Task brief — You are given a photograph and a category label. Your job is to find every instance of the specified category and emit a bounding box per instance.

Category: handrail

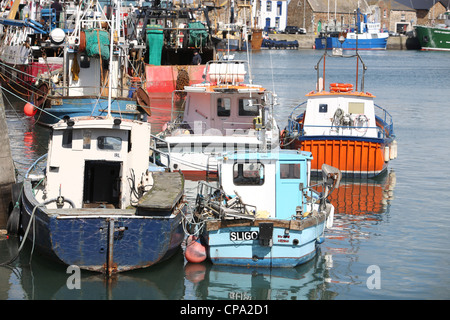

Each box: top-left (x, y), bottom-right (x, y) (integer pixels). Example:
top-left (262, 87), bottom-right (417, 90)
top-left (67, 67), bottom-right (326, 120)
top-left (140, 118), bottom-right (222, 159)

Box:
top-left (150, 133), bottom-right (171, 169)
top-left (25, 154), bottom-right (48, 179)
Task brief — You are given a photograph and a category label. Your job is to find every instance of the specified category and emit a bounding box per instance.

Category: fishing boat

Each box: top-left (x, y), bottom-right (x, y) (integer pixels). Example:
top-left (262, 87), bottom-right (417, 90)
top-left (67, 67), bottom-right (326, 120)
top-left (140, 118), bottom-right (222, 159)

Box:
top-left (315, 9), bottom-right (388, 51)
top-left (281, 51), bottom-right (397, 178)
top-left (6, 2), bottom-right (186, 276)
top-left (414, 11), bottom-right (450, 51)
top-left (183, 150), bottom-right (340, 268)
top-left (8, 115), bottom-right (186, 275)
top-left (0, 0), bottom-right (71, 93)
top-left (129, 2), bottom-right (217, 95)
top-left (28, 0), bottom-right (152, 126)
top-left (151, 59), bottom-right (280, 180)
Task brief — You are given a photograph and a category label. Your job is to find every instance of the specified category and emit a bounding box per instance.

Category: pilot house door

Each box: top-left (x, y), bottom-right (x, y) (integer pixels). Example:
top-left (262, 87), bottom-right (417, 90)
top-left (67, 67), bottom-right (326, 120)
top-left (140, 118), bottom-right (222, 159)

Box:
top-left (276, 160), bottom-right (305, 219)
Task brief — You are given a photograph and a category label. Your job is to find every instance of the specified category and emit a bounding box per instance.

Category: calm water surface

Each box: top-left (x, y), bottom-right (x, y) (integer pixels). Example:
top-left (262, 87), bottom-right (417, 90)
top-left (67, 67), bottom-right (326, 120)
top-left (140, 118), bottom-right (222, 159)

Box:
top-left (1, 49), bottom-right (449, 300)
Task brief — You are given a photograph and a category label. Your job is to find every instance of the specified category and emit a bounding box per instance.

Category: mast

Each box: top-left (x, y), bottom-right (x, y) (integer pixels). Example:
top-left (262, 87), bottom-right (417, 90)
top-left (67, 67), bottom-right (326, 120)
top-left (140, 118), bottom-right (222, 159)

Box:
top-left (107, 0), bottom-right (116, 118)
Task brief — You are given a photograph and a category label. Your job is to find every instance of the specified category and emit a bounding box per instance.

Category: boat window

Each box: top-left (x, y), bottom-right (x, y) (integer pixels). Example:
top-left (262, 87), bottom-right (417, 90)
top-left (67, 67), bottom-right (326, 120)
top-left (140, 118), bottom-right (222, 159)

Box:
top-left (62, 129), bottom-right (73, 148)
top-left (280, 163), bottom-right (301, 179)
top-left (233, 162), bottom-right (264, 186)
top-left (319, 104), bottom-right (328, 113)
top-left (348, 102), bottom-right (365, 114)
top-left (239, 98), bottom-right (259, 116)
top-left (97, 136), bottom-right (122, 151)
top-left (217, 98), bottom-right (231, 117)
top-left (83, 130), bottom-right (91, 149)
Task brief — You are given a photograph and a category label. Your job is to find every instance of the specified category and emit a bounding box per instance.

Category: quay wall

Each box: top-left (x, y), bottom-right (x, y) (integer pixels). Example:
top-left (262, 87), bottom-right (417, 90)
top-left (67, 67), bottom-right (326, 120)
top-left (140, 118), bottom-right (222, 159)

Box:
top-left (263, 34), bottom-right (419, 50)
top-left (0, 88), bottom-right (16, 231)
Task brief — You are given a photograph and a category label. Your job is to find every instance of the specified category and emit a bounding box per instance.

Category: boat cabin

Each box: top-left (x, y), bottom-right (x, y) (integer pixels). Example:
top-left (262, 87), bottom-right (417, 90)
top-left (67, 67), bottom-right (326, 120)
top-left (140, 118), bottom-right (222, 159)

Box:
top-left (179, 61), bottom-right (268, 136)
top-left (218, 151), bottom-right (313, 220)
top-left (42, 118), bottom-right (151, 209)
top-left (303, 89), bottom-right (379, 138)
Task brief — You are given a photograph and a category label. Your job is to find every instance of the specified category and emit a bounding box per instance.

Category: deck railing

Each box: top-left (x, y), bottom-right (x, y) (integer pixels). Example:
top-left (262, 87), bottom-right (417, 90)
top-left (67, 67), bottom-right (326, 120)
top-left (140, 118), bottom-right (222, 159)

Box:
top-left (286, 101), bottom-right (394, 139)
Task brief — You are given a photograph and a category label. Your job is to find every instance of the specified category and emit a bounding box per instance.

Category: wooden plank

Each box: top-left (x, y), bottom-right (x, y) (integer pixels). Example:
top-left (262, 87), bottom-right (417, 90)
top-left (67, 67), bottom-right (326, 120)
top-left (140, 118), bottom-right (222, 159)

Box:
top-left (137, 171), bottom-right (184, 211)
top-left (7, 0), bottom-right (21, 20)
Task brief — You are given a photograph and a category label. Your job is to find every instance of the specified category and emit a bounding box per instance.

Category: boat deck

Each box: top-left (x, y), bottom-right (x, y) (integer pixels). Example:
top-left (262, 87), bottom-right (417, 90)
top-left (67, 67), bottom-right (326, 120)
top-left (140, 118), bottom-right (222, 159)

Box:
top-left (136, 172), bottom-right (184, 216)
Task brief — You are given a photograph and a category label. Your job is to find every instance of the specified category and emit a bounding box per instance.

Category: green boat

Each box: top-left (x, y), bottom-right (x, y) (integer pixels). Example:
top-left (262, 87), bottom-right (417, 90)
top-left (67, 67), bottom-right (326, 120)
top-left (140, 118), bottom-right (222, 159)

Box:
top-left (415, 11), bottom-right (450, 51)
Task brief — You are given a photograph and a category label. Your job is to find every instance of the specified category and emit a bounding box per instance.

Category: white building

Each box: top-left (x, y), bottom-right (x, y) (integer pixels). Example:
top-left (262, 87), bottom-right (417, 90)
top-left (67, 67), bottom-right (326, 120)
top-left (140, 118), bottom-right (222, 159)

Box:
top-left (258, 0), bottom-right (289, 32)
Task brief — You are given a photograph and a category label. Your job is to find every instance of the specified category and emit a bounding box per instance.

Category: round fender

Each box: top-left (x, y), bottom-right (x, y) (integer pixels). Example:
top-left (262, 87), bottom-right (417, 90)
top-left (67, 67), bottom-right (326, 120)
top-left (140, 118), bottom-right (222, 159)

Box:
top-left (185, 235), bottom-right (207, 263)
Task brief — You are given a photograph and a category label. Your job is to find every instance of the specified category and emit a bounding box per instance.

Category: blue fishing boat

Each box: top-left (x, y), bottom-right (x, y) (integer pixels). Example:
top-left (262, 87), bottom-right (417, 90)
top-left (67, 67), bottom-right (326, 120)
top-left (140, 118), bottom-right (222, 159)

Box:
top-left (7, 4), bottom-right (185, 275)
top-left (10, 116), bottom-right (185, 275)
top-left (315, 9), bottom-right (388, 51)
top-left (184, 150), bottom-right (341, 268)
top-left (29, 1), bottom-right (151, 126)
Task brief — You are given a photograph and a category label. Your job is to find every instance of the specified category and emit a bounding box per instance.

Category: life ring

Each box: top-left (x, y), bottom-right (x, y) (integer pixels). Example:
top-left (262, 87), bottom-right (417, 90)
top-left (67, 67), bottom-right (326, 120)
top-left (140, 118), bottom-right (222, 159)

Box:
top-left (136, 87), bottom-right (151, 116)
top-left (330, 83), bottom-right (353, 93)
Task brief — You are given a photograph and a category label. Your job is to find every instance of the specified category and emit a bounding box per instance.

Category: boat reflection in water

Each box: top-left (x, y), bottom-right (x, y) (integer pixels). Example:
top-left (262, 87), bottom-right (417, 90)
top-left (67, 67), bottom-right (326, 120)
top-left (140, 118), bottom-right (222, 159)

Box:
top-left (184, 251), bottom-right (336, 300)
top-left (5, 243), bottom-right (186, 300)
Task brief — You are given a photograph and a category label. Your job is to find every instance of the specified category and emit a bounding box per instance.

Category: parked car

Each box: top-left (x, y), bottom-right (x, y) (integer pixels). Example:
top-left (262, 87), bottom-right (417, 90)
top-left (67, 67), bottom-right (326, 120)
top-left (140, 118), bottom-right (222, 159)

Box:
top-left (284, 26), bottom-right (306, 34)
top-left (264, 26), bottom-right (279, 34)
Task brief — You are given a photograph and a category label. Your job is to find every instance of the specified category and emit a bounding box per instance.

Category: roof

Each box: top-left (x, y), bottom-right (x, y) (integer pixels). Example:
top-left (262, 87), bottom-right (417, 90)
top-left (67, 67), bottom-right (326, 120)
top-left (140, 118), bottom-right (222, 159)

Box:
top-left (223, 150), bottom-right (313, 161)
top-left (308, 0), bottom-right (372, 14)
top-left (394, 0), bottom-right (450, 10)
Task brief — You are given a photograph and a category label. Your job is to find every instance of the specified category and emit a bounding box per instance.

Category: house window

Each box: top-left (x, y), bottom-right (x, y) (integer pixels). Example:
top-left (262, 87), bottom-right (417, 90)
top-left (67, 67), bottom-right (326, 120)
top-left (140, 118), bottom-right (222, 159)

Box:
top-left (277, 1), bottom-right (282, 16)
top-left (266, 1), bottom-right (272, 12)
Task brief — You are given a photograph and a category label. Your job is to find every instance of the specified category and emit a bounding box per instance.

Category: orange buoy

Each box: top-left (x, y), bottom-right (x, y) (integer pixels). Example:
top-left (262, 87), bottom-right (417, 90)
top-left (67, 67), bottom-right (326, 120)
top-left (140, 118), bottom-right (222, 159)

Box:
top-left (185, 235), bottom-right (207, 263)
top-left (23, 102), bottom-right (37, 116)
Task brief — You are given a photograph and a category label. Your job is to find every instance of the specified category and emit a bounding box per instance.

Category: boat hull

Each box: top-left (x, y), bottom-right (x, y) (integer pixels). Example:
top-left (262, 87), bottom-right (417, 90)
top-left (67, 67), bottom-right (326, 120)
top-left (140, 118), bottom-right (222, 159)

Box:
top-left (315, 36), bottom-right (388, 50)
top-left (145, 65), bottom-right (206, 94)
top-left (19, 180), bottom-right (185, 273)
top-left (415, 25), bottom-right (450, 51)
top-left (200, 217), bottom-right (327, 268)
top-left (34, 96), bottom-right (149, 126)
top-left (288, 136), bottom-right (390, 178)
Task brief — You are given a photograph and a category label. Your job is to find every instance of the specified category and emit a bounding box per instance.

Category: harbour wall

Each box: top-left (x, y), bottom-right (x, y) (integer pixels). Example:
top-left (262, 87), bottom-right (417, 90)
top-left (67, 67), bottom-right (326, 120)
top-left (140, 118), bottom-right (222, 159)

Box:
top-left (0, 87), bottom-right (16, 231)
top-left (264, 34), bottom-right (420, 50)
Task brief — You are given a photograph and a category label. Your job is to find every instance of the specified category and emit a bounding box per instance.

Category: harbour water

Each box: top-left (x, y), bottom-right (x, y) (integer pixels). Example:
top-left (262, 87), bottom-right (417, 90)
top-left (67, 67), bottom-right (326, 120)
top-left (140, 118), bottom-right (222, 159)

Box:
top-left (1, 49), bottom-right (450, 300)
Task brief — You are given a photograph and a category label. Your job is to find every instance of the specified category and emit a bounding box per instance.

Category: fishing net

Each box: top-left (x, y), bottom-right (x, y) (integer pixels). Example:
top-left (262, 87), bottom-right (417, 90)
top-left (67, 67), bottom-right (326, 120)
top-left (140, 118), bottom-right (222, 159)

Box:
top-left (188, 22), bottom-right (207, 48)
top-left (84, 29), bottom-right (110, 60)
top-left (146, 25), bottom-right (163, 66)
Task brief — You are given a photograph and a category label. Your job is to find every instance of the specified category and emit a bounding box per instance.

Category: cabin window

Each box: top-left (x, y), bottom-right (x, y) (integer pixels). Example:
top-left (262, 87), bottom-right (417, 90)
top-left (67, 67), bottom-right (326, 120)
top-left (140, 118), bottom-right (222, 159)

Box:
top-left (97, 136), bottom-right (122, 151)
top-left (62, 130), bottom-right (73, 148)
top-left (348, 102), bottom-right (365, 114)
top-left (217, 98), bottom-right (231, 117)
top-left (319, 104), bottom-right (328, 113)
top-left (239, 98), bottom-right (259, 116)
top-left (280, 163), bottom-right (301, 179)
top-left (83, 130), bottom-right (91, 149)
top-left (233, 162), bottom-right (264, 186)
